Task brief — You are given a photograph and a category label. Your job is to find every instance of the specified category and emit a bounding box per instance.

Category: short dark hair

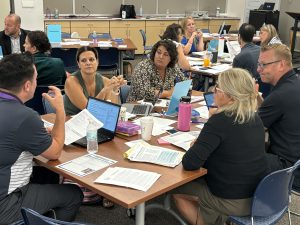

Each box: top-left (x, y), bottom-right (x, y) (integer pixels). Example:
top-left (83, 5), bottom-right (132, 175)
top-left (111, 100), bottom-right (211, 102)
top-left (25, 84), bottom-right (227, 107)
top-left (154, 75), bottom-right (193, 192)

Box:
top-left (239, 23), bottom-right (255, 43)
top-left (150, 40), bottom-right (178, 68)
top-left (161, 23), bottom-right (183, 42)
top-left (27, 31), bottom-right (51, 53)
top-left (0, 53), bottom-right (34, 92)
top-left (76, 46), bottom-right (98, 63)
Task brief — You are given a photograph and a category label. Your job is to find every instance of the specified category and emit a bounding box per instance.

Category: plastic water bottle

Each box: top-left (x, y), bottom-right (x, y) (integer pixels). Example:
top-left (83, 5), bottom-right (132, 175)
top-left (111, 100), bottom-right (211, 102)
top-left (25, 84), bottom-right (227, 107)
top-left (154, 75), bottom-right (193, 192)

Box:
top-left (92, 31), bottom-right (97, 45)
top-left (86, 120), bottom-right (98, 154)
top-left (177, 96), bottom-right (192, 131)
top-left (45, 8), bottom-right (51, 19)
top-left (54, 8), bottom-right (59, 19)
top-left (216, 7), bottom-right (220, 17)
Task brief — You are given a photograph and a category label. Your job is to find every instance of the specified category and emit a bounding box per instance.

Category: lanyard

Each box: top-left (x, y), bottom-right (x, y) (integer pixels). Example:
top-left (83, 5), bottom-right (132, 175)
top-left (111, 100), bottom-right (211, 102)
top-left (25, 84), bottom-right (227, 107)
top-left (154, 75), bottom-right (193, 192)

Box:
top-left (0, 91), bottom-right (19, 101)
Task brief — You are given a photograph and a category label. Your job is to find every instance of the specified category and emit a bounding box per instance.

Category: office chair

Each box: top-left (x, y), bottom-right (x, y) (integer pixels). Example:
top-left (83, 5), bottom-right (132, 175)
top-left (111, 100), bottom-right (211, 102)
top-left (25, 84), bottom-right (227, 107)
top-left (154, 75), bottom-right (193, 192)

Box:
top-left (21, 207), bottom-right (88, 225)
top-left (51, 48), bottom-right (78, 73)
top-left (228, 159), bottom-right (300, 225)
top-left (88, 32), bottom-right (111, 39)
top-left (120, 84), bottom-right (130, 104)
top-left (96, 47), bottom-right (119, 76)
top-left (139, 29), bottom-right (152, 57)
top-left (61, 32), bottom-right (71, 39)
top-left (9, 220), bottom-right (24, 225)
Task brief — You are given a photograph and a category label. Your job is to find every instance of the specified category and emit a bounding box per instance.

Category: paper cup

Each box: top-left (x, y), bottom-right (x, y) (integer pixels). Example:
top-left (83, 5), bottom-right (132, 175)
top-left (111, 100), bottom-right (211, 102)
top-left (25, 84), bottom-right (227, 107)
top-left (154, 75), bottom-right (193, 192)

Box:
top-left (140, 116), bottom-right (154, 141)
top-left (256, 30), bottom-right (260, 36)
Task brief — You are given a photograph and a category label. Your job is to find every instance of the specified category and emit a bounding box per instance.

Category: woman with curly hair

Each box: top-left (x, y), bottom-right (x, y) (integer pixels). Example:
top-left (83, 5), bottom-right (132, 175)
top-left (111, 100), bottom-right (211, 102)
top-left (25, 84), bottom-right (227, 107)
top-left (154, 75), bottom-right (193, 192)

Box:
top-left (127, 39), bottom-right (186, 102)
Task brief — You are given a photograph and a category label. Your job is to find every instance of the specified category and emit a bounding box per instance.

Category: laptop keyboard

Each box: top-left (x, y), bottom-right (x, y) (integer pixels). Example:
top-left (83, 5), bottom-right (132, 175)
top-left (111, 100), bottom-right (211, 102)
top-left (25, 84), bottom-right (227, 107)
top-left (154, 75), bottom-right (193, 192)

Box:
top-left (132, 105), bottom-right (148, 115)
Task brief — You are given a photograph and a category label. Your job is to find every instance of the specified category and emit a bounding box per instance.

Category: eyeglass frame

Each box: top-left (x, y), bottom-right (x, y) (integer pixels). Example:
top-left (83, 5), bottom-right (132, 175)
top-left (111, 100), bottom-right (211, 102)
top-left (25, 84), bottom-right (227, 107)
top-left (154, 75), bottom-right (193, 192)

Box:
top-left (257, 60), bottom-right (281, 69)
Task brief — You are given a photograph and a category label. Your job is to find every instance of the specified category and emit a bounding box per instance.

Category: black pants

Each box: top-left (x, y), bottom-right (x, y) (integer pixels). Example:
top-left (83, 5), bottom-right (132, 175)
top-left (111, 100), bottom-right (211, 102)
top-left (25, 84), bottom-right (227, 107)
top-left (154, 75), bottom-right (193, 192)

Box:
top-left (0, 183), bottom-right (83, 225)
top-left (266, 153), bottom-right (300, 189)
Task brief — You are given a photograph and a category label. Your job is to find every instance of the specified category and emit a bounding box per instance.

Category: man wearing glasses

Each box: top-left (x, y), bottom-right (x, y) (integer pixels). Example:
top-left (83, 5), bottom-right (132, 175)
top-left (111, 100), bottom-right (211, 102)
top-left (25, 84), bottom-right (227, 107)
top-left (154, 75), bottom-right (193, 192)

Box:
top-left (257, 43), bottom-right (300, 189)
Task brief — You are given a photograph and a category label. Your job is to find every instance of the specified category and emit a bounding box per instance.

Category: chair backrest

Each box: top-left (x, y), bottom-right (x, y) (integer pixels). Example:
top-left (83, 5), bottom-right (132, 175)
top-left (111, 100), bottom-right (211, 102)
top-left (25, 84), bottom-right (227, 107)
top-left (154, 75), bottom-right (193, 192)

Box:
top-left (88, 32), bottom-right (111, 39)
top-left (51, 48), bottom-right (78, 73)
top-left (96, 47), bottom-right (119, 75)
top-left (21, 207), bottom-right (86, 225)
top-left (139, 29), bottom-right (147, 46)
top-left (120, 84), bottom-right (130, 104)
top-left (61, 32), bottom-right (71, 39)
top-left (251, 162), bottom-right (299, 217)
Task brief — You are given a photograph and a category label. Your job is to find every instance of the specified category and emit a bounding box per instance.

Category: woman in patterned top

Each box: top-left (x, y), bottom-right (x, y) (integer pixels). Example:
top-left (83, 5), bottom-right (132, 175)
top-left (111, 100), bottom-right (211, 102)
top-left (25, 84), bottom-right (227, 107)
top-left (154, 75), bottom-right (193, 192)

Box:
top-left (127, 39), bottom-right (186, 102)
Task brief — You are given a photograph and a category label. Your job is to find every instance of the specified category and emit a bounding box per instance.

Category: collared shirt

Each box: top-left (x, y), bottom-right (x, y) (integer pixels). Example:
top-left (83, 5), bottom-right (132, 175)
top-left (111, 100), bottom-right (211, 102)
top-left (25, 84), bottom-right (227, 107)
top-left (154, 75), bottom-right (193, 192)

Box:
top-left (10, 31), bottom-right (21, 54)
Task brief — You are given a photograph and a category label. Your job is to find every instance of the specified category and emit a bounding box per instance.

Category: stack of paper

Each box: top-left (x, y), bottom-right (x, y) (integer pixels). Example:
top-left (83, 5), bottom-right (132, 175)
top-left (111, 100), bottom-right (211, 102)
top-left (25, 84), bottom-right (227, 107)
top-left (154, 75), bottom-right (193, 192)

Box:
top-left (95, 167), bottom-right (161, 192)
top-left (124, 142), bottom-right (184, 167)
top-left (161, 131), bottom-right (200, 151)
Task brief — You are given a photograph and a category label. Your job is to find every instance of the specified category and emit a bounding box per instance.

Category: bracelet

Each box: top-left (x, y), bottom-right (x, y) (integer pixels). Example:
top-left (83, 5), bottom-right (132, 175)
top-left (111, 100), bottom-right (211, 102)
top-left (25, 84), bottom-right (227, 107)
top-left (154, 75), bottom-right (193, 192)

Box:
top-left (111, 89), bottom-right (120, 95)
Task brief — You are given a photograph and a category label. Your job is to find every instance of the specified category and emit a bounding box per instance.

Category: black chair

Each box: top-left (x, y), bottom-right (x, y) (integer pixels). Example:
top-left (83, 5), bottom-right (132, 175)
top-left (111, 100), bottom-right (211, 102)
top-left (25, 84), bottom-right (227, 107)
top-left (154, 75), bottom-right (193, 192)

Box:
top-left (61, 32), bottom-right (71, 39)
top-left (21, 207), bottom-right (88, 225)
top-left (96, 47), bottom-right (119, 76)
top-left (88, 32), bottom-right (111, 39)
top-left (139, 29), bottom-right (152, 57)
top-left (51, 48), bottom-right (78, 73)
top-left (228, 159), bottom-right (300, 225)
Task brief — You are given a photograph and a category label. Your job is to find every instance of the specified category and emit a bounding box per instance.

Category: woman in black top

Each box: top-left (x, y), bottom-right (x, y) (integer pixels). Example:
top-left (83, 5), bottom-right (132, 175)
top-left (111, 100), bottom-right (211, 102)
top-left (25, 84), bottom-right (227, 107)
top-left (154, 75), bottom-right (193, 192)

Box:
top-left (173, 68), bottom-right (268, 225)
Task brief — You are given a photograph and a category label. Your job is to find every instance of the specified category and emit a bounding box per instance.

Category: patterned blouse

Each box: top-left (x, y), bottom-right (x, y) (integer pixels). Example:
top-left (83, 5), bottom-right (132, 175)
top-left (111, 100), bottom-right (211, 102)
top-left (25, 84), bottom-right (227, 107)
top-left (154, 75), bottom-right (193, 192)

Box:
top-left (127, 59), bottom-right (186, 102)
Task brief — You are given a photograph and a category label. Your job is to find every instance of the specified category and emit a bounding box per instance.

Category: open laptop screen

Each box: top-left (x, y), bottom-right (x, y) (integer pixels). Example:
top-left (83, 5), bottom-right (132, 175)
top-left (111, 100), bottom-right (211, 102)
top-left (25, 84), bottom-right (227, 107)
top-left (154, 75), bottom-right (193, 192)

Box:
top-left (86, 97), bottom-right (120, 132)
top-left (0, 46), bottom-right (3, 60)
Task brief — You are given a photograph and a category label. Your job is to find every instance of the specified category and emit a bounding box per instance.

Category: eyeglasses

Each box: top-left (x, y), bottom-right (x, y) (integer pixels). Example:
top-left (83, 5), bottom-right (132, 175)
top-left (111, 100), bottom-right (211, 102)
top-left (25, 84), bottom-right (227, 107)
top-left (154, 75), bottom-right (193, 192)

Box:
top-left (257, 60), bottom-right (281, 69)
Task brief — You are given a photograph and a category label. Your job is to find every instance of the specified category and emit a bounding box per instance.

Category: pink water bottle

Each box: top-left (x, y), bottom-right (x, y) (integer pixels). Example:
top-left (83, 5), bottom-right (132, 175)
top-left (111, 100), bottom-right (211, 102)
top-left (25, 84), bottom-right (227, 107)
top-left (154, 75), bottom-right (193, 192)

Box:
top-left (177, 96), bottom-right (192, 131)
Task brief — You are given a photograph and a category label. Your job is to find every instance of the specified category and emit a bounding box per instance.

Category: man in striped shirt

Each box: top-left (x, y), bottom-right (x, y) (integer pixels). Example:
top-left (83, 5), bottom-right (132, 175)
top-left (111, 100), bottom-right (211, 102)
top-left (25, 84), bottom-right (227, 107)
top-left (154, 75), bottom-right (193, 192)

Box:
top-left (0, 53), bottom-right (83, 224)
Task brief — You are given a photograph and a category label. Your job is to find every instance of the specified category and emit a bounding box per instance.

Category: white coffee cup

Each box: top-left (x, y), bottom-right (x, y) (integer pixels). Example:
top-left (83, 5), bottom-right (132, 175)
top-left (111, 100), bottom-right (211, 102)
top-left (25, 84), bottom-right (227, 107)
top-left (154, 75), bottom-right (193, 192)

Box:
top-left (140, 116), bottom-right (154, 141)
top-left (256, 30), bottom-right (260, 37)
top-left (119, 106), bottom-right (127, 121)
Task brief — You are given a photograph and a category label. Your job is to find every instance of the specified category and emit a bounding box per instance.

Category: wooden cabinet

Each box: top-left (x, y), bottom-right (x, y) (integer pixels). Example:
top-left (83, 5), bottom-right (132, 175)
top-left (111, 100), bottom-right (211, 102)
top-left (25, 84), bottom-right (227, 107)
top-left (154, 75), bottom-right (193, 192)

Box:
top-left (44, 21), bottom-right (71, 33)
top-left (70, 21), bottom-right (109, 38)
top-left (194, 19), bottom-right (209, 30)
top-left (145, 20), bottom-right (178, 46)
top-left (110, 20), bottom-right (145, 54)
top-left (208, 19), bottom-right (240, 33)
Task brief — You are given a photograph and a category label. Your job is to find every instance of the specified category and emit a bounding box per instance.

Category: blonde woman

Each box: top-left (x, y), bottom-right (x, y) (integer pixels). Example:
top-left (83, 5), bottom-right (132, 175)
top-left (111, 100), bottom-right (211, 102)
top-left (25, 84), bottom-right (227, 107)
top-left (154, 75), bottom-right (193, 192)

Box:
top-left (181, 16), bottom-right (204, 54)
top-left (173, 68), bottom-right (268, 225)
top-left (259, 24), bottom-right (281, 46)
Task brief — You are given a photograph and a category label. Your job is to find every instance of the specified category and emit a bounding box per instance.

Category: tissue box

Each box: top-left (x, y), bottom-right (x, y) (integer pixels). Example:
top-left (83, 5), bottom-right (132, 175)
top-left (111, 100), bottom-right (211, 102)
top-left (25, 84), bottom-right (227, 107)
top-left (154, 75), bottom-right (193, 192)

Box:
top-left (116, 121), bottom-right (140, 136)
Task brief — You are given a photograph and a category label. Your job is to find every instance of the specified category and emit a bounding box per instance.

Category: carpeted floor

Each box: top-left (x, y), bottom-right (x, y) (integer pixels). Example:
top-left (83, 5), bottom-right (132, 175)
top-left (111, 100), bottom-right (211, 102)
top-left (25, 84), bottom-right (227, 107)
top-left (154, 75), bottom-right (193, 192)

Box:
top-left (74, 193), bottom-right (300, 225)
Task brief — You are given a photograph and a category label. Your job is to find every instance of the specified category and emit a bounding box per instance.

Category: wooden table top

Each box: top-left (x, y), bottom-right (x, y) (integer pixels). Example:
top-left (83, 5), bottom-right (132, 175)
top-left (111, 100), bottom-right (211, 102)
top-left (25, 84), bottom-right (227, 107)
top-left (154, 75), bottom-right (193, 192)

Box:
top-left (36, 113), bottom-right (207, 208)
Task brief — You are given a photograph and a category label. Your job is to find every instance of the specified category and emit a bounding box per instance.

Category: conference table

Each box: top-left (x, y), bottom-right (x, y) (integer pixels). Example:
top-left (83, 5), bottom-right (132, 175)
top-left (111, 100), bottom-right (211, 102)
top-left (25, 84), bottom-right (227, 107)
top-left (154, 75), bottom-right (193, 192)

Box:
top-left (52, 38), bottom-right (137, 74)
top-left (36, 113), bottom-right (207, 225)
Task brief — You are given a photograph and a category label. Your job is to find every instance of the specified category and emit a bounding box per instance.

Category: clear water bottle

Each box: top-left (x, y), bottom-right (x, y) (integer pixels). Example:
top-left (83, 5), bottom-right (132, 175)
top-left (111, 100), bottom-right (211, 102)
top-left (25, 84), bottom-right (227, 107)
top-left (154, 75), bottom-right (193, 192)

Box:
top-left (45, 8), bottom-right (51, 19)
top-left (92, 30), bottom-right (97, 45)
top-left (86, 120), bottom-right (98, 154)
top-left (177, 96), bottom-right (192, 131)
top-left (54, 8), bottom-right (59, 19)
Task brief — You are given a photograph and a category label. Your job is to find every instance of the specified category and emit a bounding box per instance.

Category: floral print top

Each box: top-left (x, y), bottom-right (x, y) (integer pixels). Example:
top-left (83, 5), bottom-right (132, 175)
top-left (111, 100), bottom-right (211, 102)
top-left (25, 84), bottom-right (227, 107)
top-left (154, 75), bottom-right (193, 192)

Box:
top-left (126, 59), bottom-right (186, 102)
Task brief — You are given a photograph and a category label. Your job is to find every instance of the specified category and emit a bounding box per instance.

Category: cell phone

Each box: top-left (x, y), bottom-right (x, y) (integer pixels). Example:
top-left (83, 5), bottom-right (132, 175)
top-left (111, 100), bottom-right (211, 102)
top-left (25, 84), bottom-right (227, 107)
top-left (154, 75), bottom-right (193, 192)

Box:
top-left (203, 92), bottom-right (216, 109)
top-left (166, 128), bottom-right (178, 134)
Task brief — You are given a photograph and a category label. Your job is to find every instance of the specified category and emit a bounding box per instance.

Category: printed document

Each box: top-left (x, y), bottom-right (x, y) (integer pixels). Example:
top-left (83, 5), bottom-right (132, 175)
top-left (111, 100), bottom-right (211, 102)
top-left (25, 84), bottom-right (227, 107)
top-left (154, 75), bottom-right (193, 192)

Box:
top-left (124, 142), bottom-right (184, 167)
top-left (161, 131), bottom-right (200, 151)
top-left (57, 154), bottom-right (117, 177)
top-left (65, 109), bottom-right (103, 145)
top-left (95, 167), bottom-right (161, 192)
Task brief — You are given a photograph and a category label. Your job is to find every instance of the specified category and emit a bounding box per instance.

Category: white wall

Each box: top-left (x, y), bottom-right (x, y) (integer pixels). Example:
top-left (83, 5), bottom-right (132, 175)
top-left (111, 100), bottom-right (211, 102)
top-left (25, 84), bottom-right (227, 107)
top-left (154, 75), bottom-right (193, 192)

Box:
top-left (14, 0), bottom-right (44, 31)
top-left (278, 0), bottom-right (300, 48)
top-left (0, 0), bottom-right (11, 30)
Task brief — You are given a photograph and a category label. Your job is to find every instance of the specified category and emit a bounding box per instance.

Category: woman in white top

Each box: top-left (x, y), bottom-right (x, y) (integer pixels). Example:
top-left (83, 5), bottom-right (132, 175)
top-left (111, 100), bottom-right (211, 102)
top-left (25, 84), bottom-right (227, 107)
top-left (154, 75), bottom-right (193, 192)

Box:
top-left (161, 23), bottom-right (191, 71)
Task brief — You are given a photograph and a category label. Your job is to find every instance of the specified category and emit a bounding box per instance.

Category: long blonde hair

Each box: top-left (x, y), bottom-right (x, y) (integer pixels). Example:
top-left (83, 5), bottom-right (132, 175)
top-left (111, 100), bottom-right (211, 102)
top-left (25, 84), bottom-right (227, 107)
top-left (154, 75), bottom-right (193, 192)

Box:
top-left (260, 24), bottom-right (279, 46)
top-left (217, 68), bottom-right (257, 124)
